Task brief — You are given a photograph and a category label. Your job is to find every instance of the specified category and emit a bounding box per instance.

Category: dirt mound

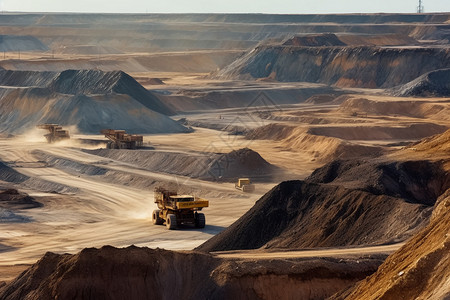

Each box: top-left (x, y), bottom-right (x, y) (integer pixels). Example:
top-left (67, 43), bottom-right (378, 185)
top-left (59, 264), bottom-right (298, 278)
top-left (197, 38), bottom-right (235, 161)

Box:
top-left (0, 189), bottom-right (42, 210)
top-left (199, 149), bottom-right (448, 253)
top-left (331, 95), bottom-right (354, 105)
top-left (215, 148), bottom-right (279, 180)
top-left (0, 69), bottom-right (173, 115)
top-left (246, 123), bottom-right (296, 140)
top-left (398, 130), bottom-right (450, 170)
top-left (0, 245), bottom-right (383, 300)
top-left (146, 78), bottom-right (165, 85)
top-left (0, 162), bottom-right (29, 183)
top-left (281, 128), bottom-right (384, 161)
top-left (308, 123), bottom-right (448, 140)
top-left (247, 124), bottom-right (384, 163)
top-left (335, 189), bottom-right (450, 300)
top-left (304, 94), bottom-right (336, 104)
top-left (84, 147), bottom-right (279, 182)
top-left (338, 97), bottom-right (450, 120)
top-left (0, 70), bottom-right (57, 87)
top-left (0, 70), bottom-right (189, 134)
top-left (0, 188), bottom-right (41, 224)
top-left (52, 70), bottom-right (171, 115)
top-left (393, 68), bottom-right (450, 97)
top-left (283, 34), bottom-right (346, 47)
top-left (197, 180), bottom-right (432, 252)
top-left (412, 129), bottom-right (450, 154)
top-left (0, 160), bottom-right (77, 194)
top-left (0, 35), bottom-right (47, 52)
top-left (0, 246), bottom-right (219, 300)
top-left (307, 159), bottom-right (449, 205)
top-left (217, 45), bottom-right (450, 88)
top-left (0, 91), bottom-right (186, 134)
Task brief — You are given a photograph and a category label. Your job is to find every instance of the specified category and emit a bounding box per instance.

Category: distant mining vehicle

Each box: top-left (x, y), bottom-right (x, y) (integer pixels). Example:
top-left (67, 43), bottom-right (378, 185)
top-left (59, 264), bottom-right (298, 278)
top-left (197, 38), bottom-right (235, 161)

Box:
top-left (235, 178), bottom-right (255, 192)
top-left (153, 187), bottom-right (209, 230)
top-left (101, 129), bottom-right (143, 149)
top-left (36, 124), bottom-right (70, 143)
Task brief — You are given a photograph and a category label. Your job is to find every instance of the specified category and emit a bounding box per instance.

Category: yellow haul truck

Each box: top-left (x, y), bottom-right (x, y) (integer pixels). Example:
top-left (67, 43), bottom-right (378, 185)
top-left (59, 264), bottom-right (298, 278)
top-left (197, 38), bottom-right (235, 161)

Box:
top-left (152, 187), bottom-right (209, 230)
top-left (36, 124), bottom-right (70, 143)
top-left (235, 178), bottom-right (255, 193)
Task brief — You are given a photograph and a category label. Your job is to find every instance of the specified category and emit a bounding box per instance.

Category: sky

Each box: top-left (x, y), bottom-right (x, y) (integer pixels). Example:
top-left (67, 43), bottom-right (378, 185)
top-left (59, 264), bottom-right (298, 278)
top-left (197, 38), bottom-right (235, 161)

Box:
top-left (0, 0), bottom-right (448, 14)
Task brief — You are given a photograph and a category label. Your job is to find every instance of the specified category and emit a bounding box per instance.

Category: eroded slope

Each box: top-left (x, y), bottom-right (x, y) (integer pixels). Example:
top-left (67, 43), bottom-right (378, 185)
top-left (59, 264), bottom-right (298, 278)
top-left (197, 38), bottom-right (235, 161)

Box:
top-left (334, 189), bottom-right (450, 300)
top-left (0, 245), bottom-right (383, 300)
top-left (0, 70), bottom-right (188, 134)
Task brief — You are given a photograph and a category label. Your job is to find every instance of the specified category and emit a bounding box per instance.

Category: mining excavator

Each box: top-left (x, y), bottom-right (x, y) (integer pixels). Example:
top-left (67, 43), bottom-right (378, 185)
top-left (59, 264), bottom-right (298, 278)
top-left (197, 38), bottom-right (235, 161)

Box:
top-left (101, 129), bottom-right (143, 149)
top-left (36, 124), bottom-right (70, 143)
top-left (153, 187), bottom-right (209, 230)
top-left (235, 178), bottom-right (255, 192)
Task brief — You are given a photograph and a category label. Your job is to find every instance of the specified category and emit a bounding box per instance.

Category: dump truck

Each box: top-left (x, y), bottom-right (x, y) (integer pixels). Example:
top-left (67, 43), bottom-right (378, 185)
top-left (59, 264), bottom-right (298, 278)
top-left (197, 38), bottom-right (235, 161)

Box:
top-left (152, 187), bottom-right (208, 230)
top-left (235, 178), bottom-right (255, 192)
top-left (36, 124), bottom-right (70, 143)
top-left (101, 129), bottom-right (143, 149)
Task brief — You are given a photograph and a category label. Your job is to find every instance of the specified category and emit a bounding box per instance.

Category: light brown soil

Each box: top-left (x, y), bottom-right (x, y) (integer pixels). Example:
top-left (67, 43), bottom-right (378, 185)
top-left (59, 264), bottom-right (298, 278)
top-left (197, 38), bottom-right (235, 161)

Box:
top-left (334, 189), bottom-right (450, 300)
top-left (0, 245), bottom-right (385, 300)
top-left (0, 265), bottom-right (29, 285)
top-left (0, 12), bottom-right (449, 299)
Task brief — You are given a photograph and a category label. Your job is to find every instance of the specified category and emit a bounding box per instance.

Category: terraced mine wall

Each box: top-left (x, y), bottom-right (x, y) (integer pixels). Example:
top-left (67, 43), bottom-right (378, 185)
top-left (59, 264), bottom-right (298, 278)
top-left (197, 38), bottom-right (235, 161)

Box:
top-left (218, 46), bottom-right (450, 88)
top-left (1, 13), bottom-right (449, 53)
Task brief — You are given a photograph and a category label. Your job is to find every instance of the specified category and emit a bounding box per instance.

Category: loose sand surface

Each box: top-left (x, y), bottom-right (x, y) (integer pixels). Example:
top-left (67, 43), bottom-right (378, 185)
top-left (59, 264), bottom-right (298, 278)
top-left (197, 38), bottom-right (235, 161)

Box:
top-left (0, 88), bottom-right (448, 283)
top-left (0, 13), bottom-right (449, 298)
top-left (0, 137), bottom-right (268, 268)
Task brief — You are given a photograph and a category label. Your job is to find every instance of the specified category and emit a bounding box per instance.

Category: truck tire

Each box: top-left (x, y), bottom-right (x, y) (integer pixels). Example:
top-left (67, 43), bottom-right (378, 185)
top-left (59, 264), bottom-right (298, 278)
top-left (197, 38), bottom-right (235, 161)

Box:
top-left (152, 210), bottom-right (163, 225)
top-left (195, 213), bottom-right (205, 228)
top-left (166, 214), bottom-right (177, 230)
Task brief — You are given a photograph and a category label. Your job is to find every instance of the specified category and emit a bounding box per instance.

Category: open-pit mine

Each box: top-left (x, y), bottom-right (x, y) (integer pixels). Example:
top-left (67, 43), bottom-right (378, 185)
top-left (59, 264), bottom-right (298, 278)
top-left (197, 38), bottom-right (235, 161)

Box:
top-left (0, 12), bottom-right (449, 299)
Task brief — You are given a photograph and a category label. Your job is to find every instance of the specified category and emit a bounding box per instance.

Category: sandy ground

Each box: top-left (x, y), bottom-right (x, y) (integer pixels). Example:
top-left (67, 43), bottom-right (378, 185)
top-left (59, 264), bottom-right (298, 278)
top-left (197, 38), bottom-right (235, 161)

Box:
top-left (1, 114), bottom-right (322, 270)
top-left (1, 91), bottom-right (448, 280)
top-left (0, 40), bottom-right (449, 288)
top-left (0, 137), bottom-right (272, 267)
